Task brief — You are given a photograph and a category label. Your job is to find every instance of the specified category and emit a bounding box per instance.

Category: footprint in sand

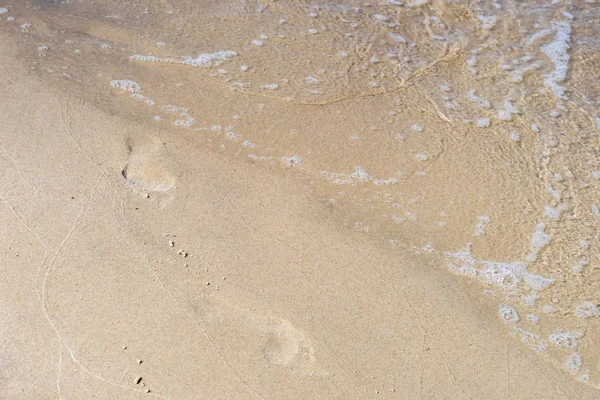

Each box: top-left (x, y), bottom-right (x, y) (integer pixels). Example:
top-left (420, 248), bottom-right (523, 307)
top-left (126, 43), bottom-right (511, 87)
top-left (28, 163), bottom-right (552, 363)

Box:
top-left (261, 317), bottom-right (316, 371)
top-left (193, 296), bottom-right (328, 376)
top-left (121, 137), bottom-right (176, 193)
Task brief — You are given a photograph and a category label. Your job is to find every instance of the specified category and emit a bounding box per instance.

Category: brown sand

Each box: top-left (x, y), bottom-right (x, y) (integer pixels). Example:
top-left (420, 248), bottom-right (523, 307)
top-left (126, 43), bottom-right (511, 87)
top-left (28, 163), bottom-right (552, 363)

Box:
top-left (0, 36), bottom-right (599, 400)
top-left (2, 1), bottom-right (600, 399)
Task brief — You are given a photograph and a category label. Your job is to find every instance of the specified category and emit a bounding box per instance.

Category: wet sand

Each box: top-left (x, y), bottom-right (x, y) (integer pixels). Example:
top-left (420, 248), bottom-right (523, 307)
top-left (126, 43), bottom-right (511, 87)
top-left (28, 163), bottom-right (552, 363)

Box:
top-left (1, 1), bottom-right (600, 399)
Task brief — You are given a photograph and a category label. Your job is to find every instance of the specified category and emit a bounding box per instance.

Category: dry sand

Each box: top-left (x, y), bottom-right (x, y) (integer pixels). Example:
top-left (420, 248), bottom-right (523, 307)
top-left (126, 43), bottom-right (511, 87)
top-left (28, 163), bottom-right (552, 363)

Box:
top-left (1, 1), bottom-right (600, 399)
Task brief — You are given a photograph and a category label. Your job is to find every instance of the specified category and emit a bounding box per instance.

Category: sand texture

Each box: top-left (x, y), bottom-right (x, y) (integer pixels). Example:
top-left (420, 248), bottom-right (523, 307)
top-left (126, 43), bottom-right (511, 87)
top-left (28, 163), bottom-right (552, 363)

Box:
top-left (1, 1), bottom-right (600, 399)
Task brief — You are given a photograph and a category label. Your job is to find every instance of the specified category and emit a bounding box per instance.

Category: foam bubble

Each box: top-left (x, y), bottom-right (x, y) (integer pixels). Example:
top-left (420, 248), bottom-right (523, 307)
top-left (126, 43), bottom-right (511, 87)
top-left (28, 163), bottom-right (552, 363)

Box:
top-left (476, 118), bottom-right (490, 128)
top-left (391, 33), bottom-right (407, 43)
top-left (282, 155), bottom-right (303, 167)
top-left (445, 246), bottom-right (554, 292)
top-left (531, 223), bottom-right (551, 249)
top-left (565, 353), bottom-right (582, 374)
top-left (542, 21), bottom-right (571, 99)
top-left (474, 215), bottom-right (491, 236)
top-left (545, 204), bottom-right (566, 220)
top-left (526, 314), bottom-right (540, 324)
top-left (514, 328), bottom-right (547, 353)
top-left (131, 93), bottom-right (156, 106)
top-left (478, 15), bottom-right (497, 30)
top-left (499, 304), bottom-right (520, 323)
top-left (350, 166), bottom-right (373, 181)
top-left (110, 79), bottom-right (142, 93)
top-left (130, 50), bottom-right (238, 68)
top-left (467, 90), bottom-right (491, 108)
top-left (575, 301), bottom-right (599, 319)
top-left (406, 0), bottom-right (428, 7)
top-left (549, 329), bottom-right (583, 349)
top-left (374, 178), bottom-right (398, 185)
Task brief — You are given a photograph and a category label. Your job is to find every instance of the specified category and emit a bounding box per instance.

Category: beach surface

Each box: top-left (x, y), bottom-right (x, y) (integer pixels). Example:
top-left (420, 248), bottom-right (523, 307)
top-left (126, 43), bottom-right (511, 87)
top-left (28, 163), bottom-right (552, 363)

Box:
top-left (1, 1), bottom-right (600, 399)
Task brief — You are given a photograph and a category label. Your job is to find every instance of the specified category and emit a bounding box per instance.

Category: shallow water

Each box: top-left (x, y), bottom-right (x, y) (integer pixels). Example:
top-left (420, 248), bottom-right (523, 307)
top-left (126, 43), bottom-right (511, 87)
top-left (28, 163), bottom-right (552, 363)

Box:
top-left (2, 0), bottom-right (600, 390)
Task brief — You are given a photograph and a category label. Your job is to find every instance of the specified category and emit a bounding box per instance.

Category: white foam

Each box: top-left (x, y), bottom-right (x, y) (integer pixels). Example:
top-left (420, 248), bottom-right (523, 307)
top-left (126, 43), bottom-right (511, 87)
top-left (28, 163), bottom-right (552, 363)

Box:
top-left (0, 7), bottom-right (8, 14)
top-left (130, 50), bottom-right (238, 68)
top-left (509, 131), bottom-right (521, 142)
top-left (526, 314), bottom-right (540, 324)
top-left (545, 204), bottom-right (566, 220)
top-left (524, 294), bottom-right (539, 306)
top-left (523, 273), bottom-right (554, 291)
top-left (562, 10), bottom-right (575, 19)
top-left (530, 223), bottom-right (551, 250)
top-left (406, 0), bottom-right (428, 7)
top-left (467, 90), bottom-right (491, 108)
top-left (549, 329), bottom-right (583, 349)
top-left (445, 246), bottom-right (554, 291)
top-left (476, 118), bottom-right (490, 128)
top-left (572, 259), bottom-right (587, 273)
top-left (131, 93), bottom-right (156, 106)
top-left (478, 15), bottom-right (497, 30)
top-left (498, 100), bottom-right (519, 121)
top-left (575, 301), bottom-right (599, 318)
top-left (390, 33), bottom-right (407, 43)
top-left (565, 353), bottom-right (582, 374)
top-left (281, 155), bottom-right (303, 167)
top-left (162, 104), bottom-right (196, 128)
top-left (543, 305), bottom-right (558, 313)
top-left (592, 204), bottom-right (600, 218)
top-left (547, 185), bottom-right (561, 201)
top-left (350, 166), bottom-right (373, 181)
top-left (497, 110), bottom-right (512, 121)
top-left (514, 328), bottom-right (547, 353)
top-left (374, 178), bottom-right (398, 185)
top-left (474, 215), bottom-right (491, 237)
top-left (499, 304), bottom-right (520, 323)
top-left (542, 21), bottom-right (571, 99)
top-left (110, 79), bottom-right (142, 93)
top-left (261, 83), bottom-right (280, 90)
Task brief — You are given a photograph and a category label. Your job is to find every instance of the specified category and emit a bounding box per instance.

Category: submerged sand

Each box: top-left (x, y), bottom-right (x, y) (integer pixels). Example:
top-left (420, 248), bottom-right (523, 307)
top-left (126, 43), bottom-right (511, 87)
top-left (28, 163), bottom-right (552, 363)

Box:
top-left (1, 1), bottom-right (600, 399)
